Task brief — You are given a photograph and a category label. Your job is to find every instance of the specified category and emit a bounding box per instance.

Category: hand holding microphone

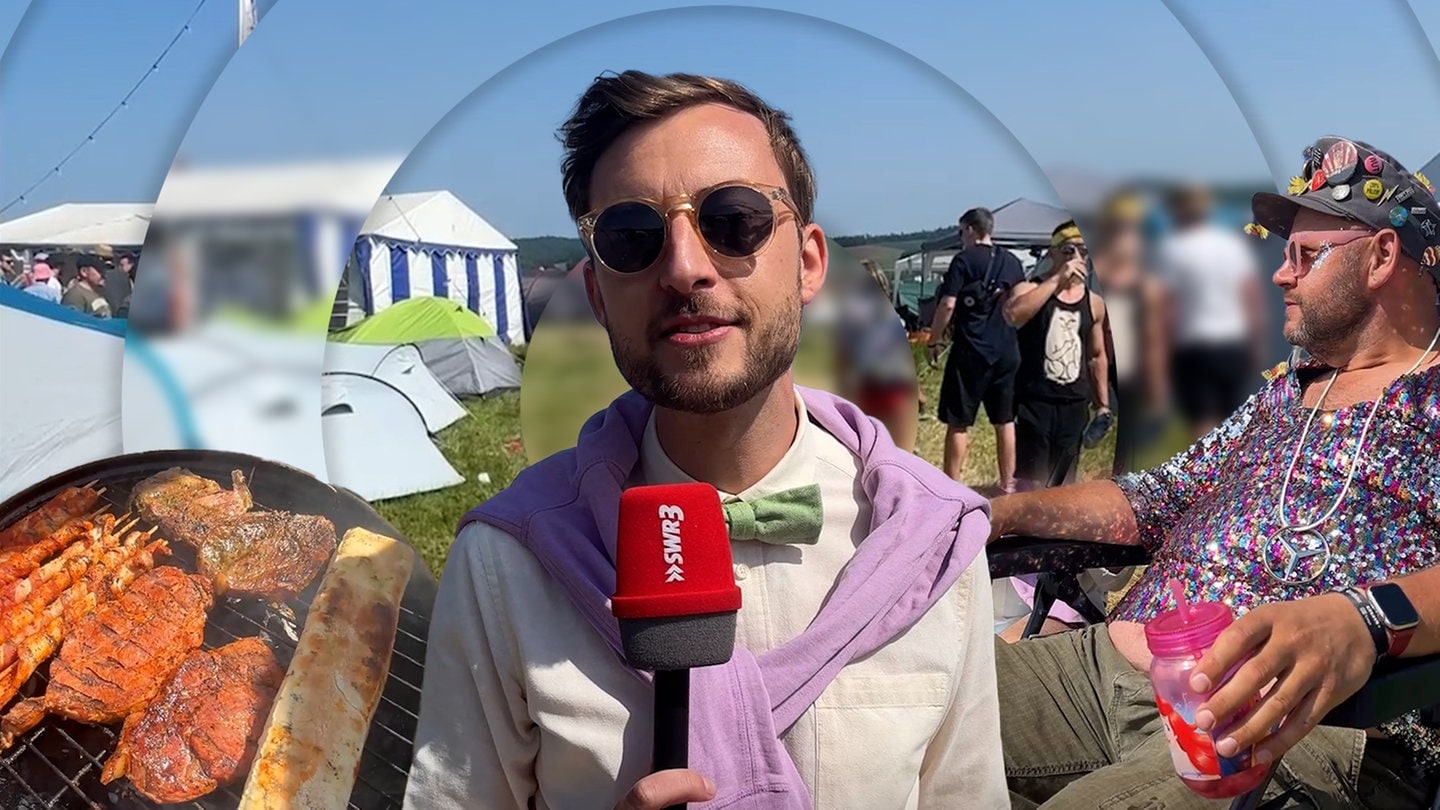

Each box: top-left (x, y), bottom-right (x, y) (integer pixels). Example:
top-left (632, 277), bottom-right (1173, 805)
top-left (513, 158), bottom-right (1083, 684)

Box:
top-left (611, 483), bottom-right (742, 810)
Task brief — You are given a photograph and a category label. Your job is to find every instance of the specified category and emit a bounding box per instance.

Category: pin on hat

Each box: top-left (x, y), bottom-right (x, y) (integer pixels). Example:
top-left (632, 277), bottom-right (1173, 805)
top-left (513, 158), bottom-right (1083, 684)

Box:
top-left (1322, 139), bottom-right (1359, 184)
top-left (1425, 246), bottom-right (1440, 268)
top-left (1252, 135), bottom-right (1440, 276)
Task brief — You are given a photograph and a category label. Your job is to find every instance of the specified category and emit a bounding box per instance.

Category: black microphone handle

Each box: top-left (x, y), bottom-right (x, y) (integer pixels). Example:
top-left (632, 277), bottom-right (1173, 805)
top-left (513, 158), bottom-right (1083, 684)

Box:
top-left (652, 668), bottom-right (690, 810)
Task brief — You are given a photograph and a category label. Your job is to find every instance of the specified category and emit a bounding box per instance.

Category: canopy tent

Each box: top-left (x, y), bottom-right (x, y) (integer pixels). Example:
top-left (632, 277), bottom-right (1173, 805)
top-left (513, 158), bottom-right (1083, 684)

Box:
top-left (0, 203), bottom-right (153, 249)
top-left (319, 373), bottom-right (465, 501)
top-left (330, 296), bottom-right (522, 397)
top-left (916, 197), bottom-right (1072, 255)
top-left (0, 286), bottom-right (126, 502)
top-left (343, 190), bottom-right (525, 346)
top-left (321, 342), bottom-right (466, 433)
top-left (885, 197), bottom-right (1070, 330)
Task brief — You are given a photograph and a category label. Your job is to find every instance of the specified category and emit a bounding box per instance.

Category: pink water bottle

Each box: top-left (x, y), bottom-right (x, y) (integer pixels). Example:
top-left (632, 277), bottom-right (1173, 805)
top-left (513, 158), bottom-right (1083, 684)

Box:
top-left (1144, 580), bottom-right (1270, 799)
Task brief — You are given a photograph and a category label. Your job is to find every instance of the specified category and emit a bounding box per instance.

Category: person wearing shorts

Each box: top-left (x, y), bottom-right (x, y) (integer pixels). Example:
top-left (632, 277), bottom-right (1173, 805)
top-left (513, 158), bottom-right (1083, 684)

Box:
top-left (927, 207), bottom-right (1027, 490)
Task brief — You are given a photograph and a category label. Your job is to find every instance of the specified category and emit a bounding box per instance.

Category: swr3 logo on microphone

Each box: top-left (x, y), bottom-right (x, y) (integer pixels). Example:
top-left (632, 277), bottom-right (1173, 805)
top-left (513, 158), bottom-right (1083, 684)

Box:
top-left (658, 504), bottom-right (685, 583)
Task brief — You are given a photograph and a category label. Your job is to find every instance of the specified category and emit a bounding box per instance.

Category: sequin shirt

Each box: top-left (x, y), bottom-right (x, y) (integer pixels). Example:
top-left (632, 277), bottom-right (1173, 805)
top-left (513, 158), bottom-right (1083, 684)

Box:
top-left (1112, 359), bottom-right (1440, 774)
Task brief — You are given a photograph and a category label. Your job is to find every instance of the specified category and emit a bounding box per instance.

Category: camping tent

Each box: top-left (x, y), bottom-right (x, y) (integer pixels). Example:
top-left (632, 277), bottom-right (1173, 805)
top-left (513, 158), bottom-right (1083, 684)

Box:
top-left (330, 296), bottom-right (522, 397)
top-left (916, 197), bottom-right (1071, 255)
top-left (0, 286), bottom-right (126, 502)
top-left (321, 342), bottom-right (466, 433)
top-left (0, 203), bottom-right (152, 249)
top-left (319, 374), bottom-right (465, 501)
top-left (344, 191), bottom-right (525, 346)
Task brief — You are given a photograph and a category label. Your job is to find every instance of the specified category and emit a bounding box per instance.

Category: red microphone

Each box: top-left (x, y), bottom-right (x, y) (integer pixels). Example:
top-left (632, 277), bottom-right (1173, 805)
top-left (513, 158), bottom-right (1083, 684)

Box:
top-left (612, 483), bottom-right (741, 795)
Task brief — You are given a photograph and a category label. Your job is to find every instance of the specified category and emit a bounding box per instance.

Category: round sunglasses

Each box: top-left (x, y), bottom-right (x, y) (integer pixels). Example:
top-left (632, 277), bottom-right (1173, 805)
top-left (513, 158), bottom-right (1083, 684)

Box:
top-left (577, 181), bottom-right (800, 274)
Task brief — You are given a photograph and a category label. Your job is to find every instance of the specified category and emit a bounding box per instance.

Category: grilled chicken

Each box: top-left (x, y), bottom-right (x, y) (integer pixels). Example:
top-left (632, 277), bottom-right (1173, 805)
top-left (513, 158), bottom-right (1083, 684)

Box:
top-left (101, 638), bottom-right (284, 804)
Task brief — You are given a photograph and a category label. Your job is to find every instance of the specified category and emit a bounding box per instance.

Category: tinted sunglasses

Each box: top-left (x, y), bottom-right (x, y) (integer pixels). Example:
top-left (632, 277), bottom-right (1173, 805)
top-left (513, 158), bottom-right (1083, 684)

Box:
top-left (1061, 243), bottom-right (1089, 259)
top-left (1283, 229), bottom-right (1375, 277)
top-left (578, 181), bottom-right (800, 274)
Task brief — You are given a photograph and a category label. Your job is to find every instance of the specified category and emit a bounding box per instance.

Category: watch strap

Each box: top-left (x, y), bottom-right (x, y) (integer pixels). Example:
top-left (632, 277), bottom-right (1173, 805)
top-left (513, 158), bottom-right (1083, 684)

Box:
top-left (1340, 587), bottom-right (1388, 662)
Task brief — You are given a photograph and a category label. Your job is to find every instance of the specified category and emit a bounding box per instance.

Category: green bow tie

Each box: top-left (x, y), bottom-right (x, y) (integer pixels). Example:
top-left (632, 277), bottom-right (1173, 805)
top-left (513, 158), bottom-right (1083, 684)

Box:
top-left (721, 484), bottom-right (824, 545)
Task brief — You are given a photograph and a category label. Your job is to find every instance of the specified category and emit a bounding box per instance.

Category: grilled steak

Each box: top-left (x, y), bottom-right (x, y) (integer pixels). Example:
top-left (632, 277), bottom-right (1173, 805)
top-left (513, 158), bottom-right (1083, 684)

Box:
top-left (130, 467), bottom-right (253, 534)
top-left (101, 637), bottom-right (285, 804)
top-left (44, 566), bottom-right (213, 724)
top-left (130, 467), bottom-right (335, 601)
top-left (196, 511), bottom-right (337, 602)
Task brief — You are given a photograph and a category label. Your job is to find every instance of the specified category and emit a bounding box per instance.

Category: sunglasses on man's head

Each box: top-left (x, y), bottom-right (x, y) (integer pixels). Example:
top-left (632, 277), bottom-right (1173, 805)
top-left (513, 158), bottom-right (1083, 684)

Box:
top-left (578, 181), bottom-right (800, 275)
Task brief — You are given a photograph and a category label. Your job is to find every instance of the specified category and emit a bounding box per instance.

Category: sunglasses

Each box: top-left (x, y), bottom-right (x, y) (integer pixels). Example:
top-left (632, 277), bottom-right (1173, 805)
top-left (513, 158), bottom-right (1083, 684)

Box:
top-left (578, 181), bottom-right (800, 274)
top-left (1061, 243), bottom-right (1089, 259)
top-left (1283, 229), bottom-right (1375, 277)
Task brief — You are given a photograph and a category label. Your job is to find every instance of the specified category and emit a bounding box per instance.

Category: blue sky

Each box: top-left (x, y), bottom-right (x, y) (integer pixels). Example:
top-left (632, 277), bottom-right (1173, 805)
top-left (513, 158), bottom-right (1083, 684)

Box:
top-left (2, 0), bottom-right (1437, 238)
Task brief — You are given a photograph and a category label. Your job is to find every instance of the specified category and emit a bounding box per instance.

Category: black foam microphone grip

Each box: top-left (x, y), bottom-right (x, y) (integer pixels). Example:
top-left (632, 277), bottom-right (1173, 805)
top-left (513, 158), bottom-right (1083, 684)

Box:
top-left (652, 668), bottom-right (690, 809)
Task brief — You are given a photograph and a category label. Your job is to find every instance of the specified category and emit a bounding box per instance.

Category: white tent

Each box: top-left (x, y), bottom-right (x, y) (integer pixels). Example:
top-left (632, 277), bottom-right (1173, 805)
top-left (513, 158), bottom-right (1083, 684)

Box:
top-left (122, 323), bottom-right (334, 483)
top-left (321, 342), bottom-right (466, 433)
top-left (319, 374), bottom-right (465, 501)
top-left (344, 191), bottom-right (525, 346)
top-left (0, 203), bottom-right (153, 248)
top-left (0, 287), bottom-right (126, 502)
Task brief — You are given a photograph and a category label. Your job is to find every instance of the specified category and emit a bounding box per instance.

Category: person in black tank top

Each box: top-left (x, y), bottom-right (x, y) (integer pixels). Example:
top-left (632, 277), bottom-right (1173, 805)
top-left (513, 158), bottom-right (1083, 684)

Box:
top-left (1003, 221), bottom-right (1111, 491)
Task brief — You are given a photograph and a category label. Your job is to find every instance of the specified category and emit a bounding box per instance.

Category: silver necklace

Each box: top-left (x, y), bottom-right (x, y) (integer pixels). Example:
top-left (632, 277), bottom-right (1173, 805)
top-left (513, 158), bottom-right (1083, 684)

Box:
top-left (1262, 325), bottom-right (1440, 585)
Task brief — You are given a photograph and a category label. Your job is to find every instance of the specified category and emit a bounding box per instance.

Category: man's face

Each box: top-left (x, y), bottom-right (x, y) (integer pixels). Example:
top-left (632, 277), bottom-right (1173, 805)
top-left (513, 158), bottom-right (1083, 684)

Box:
top-left (1053, 239), bottom-right (1088, 274)
top-left (582, 103), bottom-right (827, 413)
top-left (82, 266), bottom-right (104, 286)
top-left (120, 257), bottom-right (133, 273)
top-left (1274, 209), bottom-right (1375, 351)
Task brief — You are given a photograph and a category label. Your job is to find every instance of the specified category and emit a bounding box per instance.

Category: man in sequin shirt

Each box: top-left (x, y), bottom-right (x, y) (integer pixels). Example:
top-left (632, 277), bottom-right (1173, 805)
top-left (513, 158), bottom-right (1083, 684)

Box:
top-left (987, 136), bottom-right (1440, 807)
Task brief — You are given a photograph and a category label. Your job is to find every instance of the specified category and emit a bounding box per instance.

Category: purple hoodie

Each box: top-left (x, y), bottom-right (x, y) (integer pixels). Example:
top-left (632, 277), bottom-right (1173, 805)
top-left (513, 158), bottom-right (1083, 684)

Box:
top-left (460, 385), bottom-right (991, 808)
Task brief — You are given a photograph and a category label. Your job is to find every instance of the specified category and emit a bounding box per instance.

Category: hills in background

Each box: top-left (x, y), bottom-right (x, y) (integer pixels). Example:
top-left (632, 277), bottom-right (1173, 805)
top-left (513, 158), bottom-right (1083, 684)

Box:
top-left (514, 226), bottom-right (951, 275)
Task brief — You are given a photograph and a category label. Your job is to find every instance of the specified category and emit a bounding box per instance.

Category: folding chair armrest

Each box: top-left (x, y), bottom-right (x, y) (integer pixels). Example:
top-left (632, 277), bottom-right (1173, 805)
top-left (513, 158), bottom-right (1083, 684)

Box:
top-left (1322, 653), bottom-right (1440, 729)
top-left (987, 535), bottom-right (1152, 580)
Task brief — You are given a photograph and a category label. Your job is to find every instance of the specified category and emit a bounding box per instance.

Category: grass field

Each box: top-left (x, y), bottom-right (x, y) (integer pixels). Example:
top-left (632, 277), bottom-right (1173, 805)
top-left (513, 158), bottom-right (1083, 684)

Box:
top-left (374, 325), bottom-right (1176, 578)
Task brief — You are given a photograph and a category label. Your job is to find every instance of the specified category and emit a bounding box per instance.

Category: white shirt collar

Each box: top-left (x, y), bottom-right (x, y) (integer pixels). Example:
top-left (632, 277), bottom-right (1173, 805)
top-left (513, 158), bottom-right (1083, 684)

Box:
top-left (637, 388), bottom-right (818, 500)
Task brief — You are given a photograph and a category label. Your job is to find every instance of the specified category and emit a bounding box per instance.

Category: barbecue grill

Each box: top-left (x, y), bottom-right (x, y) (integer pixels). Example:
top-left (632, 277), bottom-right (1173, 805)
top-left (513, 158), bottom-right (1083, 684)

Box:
top-left (0, 450), bottom-right (439, 809)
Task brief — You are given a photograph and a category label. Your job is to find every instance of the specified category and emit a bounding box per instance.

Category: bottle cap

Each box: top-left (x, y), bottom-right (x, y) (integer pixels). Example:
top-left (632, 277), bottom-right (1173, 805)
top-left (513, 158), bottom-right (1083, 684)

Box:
top-left (1144, 601), bottom-right (1233, 658)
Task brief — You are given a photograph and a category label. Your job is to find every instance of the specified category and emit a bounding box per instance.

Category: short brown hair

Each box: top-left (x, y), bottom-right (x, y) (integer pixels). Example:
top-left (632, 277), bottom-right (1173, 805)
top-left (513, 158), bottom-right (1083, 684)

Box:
top-left (558, 70), bottom-right (817, 225)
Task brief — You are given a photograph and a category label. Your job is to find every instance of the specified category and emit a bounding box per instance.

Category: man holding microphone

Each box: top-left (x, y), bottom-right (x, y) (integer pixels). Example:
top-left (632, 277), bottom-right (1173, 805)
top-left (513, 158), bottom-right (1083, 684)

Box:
top-left (403, 71), bottom-right (1007, 810)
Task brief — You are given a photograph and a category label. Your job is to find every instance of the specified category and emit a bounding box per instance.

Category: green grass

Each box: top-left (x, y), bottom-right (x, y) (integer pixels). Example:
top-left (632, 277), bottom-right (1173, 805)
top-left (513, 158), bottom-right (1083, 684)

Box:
top-left (371, 392), bottom-right (527, 577)
top-left (378, 330), bottom-right (1186, 578)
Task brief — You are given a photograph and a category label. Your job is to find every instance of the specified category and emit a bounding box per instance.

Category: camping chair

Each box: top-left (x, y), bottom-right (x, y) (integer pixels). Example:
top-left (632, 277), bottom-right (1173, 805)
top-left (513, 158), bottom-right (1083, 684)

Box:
top-left (987, 511), bottom-right (1440, 808)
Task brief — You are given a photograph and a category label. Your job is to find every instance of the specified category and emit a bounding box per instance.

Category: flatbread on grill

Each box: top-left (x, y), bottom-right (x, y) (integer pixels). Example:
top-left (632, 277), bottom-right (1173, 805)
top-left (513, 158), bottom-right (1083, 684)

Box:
top-left (236, 527), bottom-right (412, 810)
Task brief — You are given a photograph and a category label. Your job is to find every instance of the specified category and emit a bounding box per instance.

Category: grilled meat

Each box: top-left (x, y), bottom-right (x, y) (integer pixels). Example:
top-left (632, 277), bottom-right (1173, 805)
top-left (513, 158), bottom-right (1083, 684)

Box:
top-left (130, 467), bottom-right (253, 534)
top-left (42, 566), bottom-right (212, 723)
top-left (196, 511), bottom-right (337, 602)
top-left (101, 638), bottom-right (284, 804)
top-left (0, 485), bottom-right (102, 552)
top-left (0, 536), bottom-right (172, 748)
top-left (130, 467), bottom-right (335, 601)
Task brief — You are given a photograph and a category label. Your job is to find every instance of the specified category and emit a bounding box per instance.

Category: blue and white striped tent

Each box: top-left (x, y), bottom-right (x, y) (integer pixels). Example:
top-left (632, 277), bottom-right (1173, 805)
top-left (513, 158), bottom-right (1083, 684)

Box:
top-left (344, 190), bottom-right (525, 345)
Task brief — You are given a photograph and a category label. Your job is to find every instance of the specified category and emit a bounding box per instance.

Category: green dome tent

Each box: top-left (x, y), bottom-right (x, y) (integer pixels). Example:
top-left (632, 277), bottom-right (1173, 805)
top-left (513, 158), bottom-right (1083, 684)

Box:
top-left (330, 296), bottom-right (521, 397)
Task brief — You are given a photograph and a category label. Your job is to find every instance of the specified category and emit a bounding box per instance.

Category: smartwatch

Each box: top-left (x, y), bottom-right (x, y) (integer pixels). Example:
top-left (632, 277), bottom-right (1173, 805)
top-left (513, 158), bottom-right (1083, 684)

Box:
top-left (1359, 582), bottom-right (1420, 659)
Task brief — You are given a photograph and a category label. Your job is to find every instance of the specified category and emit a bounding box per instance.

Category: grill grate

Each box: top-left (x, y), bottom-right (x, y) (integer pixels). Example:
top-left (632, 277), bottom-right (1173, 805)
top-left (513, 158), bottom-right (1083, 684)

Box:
top-left (0, 452), bottom-right (438, 809)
